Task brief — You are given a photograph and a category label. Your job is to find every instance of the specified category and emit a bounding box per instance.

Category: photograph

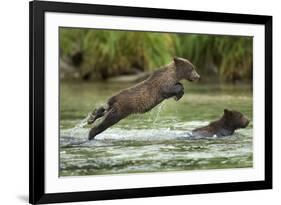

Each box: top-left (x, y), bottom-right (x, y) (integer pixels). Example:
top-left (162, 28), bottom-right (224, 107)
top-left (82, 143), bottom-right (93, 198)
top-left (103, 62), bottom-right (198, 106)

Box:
top-left (29, 1), bottom-right (272, 203)
top-left (59, 28), bottom-right (253, 177)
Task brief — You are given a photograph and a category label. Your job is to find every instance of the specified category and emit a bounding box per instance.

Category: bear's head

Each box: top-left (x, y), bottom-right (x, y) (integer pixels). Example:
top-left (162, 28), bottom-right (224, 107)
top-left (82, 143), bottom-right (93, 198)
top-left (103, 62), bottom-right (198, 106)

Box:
top-left (173, 57), bottom-right (200, 81)
top-left (223, 109), bottom-right (250, 129)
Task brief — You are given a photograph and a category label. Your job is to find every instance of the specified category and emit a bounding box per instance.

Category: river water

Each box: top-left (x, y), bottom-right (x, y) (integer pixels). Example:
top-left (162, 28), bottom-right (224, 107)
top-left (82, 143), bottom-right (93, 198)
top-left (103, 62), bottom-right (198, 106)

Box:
top-left (59, 81), bottom-right (253, 176)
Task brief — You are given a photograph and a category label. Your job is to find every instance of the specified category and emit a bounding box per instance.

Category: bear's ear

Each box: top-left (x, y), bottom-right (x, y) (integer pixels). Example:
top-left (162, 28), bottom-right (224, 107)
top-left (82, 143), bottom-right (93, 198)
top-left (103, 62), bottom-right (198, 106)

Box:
top-left (224, 109), bottom-right (230, 115)
top-left (173, 56), bottom-right (183, 64)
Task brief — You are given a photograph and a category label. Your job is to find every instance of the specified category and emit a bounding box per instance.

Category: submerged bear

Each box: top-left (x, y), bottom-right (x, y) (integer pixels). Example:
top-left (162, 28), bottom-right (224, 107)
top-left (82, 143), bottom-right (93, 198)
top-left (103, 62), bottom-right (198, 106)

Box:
top-left (87, 57), bottom-right (200, 140)
top-left (191, 109), bottom-right (250, 138)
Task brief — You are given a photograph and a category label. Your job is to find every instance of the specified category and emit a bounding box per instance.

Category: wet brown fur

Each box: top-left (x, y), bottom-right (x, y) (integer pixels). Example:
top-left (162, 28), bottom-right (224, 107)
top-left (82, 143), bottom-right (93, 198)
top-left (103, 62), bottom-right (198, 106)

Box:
top-left (88, 57), bottom-right (200, 140)
top-left (192, 109), bottom-right (250, 137)
top-left (108, 63), bottom-right (179, 115)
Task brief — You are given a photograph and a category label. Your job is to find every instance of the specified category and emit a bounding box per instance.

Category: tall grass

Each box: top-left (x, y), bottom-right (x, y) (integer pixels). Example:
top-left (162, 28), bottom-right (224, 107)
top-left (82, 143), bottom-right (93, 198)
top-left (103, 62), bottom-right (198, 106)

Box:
top-left (175, 34), bottom-right (253, 82)
top-left (60, 28), bottom-right (174, 79)
top-left (60, 28), bottom-right (252, 82)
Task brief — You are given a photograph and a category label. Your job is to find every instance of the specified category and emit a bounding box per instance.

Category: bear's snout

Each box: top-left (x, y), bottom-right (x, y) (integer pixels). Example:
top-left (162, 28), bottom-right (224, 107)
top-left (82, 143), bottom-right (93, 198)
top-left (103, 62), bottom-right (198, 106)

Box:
top-left (241, 117), bottom-right (250, 128)
top-left (191, 71), bottom-right (200, 81)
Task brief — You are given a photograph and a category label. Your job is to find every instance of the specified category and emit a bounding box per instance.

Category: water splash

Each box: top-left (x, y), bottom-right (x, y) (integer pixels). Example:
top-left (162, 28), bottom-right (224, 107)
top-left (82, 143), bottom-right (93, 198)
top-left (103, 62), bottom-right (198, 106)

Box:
top-left (153, 102), bottom-right (165, 125)
top-left (69, 115), bottom-right (89, 138)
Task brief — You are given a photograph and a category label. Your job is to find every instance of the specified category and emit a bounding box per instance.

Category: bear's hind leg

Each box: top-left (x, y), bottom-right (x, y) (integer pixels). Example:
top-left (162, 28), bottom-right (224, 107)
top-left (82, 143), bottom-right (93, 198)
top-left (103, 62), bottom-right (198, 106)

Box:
top-left (87, 106), bottom-right (106, 125)
top-left (88, 108), bottom-right (122, 140)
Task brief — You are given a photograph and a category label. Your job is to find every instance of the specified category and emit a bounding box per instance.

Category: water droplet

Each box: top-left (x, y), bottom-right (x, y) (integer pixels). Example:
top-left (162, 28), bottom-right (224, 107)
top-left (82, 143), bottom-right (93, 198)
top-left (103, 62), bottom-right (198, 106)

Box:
top-left (70, 115), bottom-right (89, 138)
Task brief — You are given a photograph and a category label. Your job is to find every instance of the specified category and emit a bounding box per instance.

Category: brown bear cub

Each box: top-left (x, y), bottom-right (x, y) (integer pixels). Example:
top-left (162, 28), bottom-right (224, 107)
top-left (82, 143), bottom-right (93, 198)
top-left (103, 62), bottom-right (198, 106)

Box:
top-left (87, 57), bottom-right (200, 140)
top-left (191, 109), bottom-right (250, 138)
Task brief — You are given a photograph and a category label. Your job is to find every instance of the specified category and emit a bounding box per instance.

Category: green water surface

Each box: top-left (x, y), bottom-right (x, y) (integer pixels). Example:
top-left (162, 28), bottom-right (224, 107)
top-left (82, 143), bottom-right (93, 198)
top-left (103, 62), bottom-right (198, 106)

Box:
top-left (59, 81), bottom-right (253, 176)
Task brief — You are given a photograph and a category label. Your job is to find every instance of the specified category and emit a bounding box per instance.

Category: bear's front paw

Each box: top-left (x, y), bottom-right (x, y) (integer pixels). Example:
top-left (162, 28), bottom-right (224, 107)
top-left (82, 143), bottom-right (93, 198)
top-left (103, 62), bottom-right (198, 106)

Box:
top-left (174, 90), bottom-right (184, 101)
top-left (174, 83), bottom-right (184, 101)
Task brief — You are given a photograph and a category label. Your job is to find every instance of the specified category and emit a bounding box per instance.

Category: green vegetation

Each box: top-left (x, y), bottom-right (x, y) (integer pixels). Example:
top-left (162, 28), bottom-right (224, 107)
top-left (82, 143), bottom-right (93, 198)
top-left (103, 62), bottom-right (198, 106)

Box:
top-left (174, 34), bottom-right (253, 82)
top-left (60, 28), bottom-right (252, 83)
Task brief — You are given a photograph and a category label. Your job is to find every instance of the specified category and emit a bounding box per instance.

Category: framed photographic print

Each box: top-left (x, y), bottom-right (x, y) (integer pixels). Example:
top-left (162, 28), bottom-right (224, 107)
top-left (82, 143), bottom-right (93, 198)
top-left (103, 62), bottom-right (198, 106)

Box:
top-left (29, 0), bottom-right (272, 204)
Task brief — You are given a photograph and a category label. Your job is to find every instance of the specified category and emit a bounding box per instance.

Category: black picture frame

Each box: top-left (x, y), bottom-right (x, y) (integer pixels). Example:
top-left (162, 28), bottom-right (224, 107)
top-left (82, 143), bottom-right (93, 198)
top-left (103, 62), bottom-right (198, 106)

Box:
top-left (29, 0), bottom-right (272, 204)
